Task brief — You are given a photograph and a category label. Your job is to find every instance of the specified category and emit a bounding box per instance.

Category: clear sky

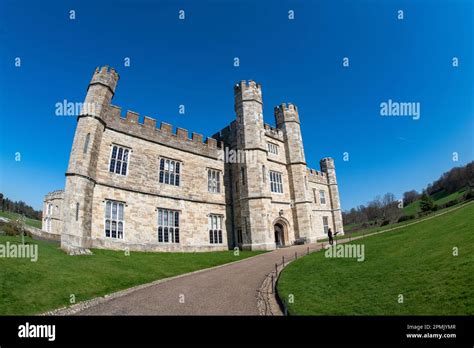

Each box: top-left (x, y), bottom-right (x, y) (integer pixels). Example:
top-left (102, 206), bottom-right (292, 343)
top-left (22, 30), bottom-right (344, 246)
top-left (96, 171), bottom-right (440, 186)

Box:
top-left (0, 0), bottom-right (472, 210)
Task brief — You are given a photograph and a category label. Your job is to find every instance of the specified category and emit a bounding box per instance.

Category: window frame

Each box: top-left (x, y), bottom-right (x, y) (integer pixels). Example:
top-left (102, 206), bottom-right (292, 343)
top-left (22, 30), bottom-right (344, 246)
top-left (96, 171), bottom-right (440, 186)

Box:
top-left (159, 157), bottom-right (182, 187)
top-left (208, 214), bottom-right (223, 244)
top-left (320, 190), bottom-right (327, 205)
top-left (104, 200), bottom-right (125, 240)
top-left (157, 208), bottom-right (180, 244)
top-left (269, 170), bottom-right (283, 194)
top-left (108, 144), bottom-right (131, 176)
top-left (207, 168), bottom-right (222, 193)
top-left (322, 216), bottom-right (329, 234)
top-left (268, 142), bottom-right (279, 155)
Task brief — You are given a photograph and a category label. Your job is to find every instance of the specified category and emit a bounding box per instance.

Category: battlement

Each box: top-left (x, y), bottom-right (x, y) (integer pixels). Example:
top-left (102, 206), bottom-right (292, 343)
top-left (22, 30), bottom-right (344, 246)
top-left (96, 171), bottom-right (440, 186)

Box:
top-left (215, 120), bottom-right (238, 147)
top-left (264, 123), bottom-right (284, 141)
top-left (274, 103), bottom-right (299, 128)
top-left (234, 80), bottom-right (263, 106)
top-left (89, 66), bottom-right (120, 94)
top-left (307, 167), bottom-right (328, 184)
top-left (44, 190), bottom-right (65, 201)
top-left (320, 157), bottom-right (335, 171)
top-left (105, 105), bottom-right (223, 157)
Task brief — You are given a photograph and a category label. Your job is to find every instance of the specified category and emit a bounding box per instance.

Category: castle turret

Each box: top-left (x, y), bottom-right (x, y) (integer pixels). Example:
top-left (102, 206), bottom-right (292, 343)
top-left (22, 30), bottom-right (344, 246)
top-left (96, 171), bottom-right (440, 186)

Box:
top-left (234, 81), bottom-right (274, 250)
top-left (320, 157), bottom-right (344, 234)
top-left (61, 66), bottom-right (119, 254)
top-left (275, 103), bottom-right (314, 242)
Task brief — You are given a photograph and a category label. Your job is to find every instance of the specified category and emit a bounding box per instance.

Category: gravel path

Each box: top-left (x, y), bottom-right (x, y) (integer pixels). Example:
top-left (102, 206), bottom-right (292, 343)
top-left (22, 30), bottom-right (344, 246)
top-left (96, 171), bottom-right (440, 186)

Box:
top-left (75, 243), bottom-right (323, 315)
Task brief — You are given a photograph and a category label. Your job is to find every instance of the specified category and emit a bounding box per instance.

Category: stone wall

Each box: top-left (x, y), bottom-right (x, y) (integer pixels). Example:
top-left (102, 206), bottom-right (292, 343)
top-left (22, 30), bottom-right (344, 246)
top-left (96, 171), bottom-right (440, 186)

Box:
top-left (42, 190), bottom-right (64, 235)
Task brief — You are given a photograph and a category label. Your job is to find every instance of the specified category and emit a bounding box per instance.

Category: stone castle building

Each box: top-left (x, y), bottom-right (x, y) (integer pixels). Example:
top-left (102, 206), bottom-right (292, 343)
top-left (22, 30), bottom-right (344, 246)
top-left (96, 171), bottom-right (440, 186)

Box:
top-left (43, 66), bottom-right (344, 253)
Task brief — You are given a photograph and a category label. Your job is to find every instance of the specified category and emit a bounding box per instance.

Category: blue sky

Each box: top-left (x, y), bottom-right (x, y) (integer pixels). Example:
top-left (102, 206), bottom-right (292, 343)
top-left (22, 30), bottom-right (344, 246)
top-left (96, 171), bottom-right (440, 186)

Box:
top-left (0, 0), bottom-right (472, 210)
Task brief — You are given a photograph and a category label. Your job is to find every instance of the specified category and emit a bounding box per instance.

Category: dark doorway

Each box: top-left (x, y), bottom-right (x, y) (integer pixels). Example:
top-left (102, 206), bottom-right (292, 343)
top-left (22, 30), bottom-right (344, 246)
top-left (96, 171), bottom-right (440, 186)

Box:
top-left (274, 223), bottom-right (284, 247)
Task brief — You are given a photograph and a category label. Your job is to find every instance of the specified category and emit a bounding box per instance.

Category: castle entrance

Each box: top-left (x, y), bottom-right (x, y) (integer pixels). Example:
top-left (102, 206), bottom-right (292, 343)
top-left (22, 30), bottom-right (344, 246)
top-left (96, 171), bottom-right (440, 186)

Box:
top-left (274, 221), bottom-right (288, 247)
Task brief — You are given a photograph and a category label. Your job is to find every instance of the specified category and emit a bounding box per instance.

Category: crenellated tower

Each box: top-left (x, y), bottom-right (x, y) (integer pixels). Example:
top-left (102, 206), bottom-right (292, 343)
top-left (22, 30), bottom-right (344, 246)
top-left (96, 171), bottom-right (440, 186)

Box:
top-left (234, 81), bottom-right (274, 250)
top-left (275, 103), bottom-right (314, 242)
top-left (61, 66), bottom-right (119, 254)
top-left (320, 157), bottom-right (344, 234)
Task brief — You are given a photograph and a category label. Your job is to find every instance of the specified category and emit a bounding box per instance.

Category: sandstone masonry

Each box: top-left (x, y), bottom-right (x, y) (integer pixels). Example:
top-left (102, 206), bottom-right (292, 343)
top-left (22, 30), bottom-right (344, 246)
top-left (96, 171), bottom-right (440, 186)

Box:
top-left (44, 66), bottom-right (344, 254)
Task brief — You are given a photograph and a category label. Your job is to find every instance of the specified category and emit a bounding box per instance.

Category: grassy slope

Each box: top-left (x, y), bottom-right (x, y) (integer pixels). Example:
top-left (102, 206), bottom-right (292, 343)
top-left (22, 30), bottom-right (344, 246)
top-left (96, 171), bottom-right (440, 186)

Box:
top-left (402, 188), bottom-right (466, 216)
top-left (0, 211), bottom-right (42, 229)
top-left (278, 202), bottom-right (474, 315)
top-left (320, 202), bottom-right (467, 242)
top-left (0, 237), bottom-right (263, 315)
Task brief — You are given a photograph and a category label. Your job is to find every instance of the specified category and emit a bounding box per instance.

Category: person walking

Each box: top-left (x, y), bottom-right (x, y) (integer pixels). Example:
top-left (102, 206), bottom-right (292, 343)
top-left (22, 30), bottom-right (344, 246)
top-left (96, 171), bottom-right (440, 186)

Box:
top-left (328, 228), bottom-right (334, 246)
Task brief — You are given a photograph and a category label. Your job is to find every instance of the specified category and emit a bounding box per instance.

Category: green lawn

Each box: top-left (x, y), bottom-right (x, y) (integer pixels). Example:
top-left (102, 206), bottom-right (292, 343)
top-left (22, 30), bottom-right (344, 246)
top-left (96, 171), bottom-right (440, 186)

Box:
top-left (0, 237), bottom-right (264, 315)
top-left (278, 202), bottom-right (474, 315)
top-left (0, 211), bottom-right (42, 229)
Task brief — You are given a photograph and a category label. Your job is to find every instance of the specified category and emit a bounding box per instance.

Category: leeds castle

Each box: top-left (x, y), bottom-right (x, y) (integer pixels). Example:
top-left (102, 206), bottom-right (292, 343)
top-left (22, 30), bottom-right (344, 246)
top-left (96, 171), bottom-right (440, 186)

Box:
top-left (43, 66), bottom-right (344, 254)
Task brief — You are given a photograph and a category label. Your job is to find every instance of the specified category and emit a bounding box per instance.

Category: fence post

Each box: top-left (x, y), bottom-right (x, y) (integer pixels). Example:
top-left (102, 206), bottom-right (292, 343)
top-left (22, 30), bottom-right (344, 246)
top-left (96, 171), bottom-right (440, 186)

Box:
top-left (271, 274), bottom-right (274, 293)
top-left (275, 263), bottom-right (278, 275)
top-left (307, 246), bottom-right (310, 255)
top-left (295, 252), bottom-right (297, 260)
top-left (282, 256), bottom-right (285, 266)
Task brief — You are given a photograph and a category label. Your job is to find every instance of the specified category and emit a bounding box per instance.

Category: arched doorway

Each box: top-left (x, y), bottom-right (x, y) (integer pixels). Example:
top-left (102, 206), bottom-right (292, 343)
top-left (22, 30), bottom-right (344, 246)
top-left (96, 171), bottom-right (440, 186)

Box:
top-left (273, 219), bottom-right (289, 247)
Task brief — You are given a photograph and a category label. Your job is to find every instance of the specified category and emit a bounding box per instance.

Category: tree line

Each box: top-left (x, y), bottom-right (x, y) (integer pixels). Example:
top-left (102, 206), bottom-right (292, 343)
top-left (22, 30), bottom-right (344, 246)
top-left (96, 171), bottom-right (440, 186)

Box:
top-left (0, 193), bottom-right (42, 221)
top-left (343, 161), bottom-right (474, 228)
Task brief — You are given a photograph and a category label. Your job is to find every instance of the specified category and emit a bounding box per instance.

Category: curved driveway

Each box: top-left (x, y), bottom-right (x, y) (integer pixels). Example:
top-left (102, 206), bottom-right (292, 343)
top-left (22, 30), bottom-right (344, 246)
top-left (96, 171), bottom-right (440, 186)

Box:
top-left (76, 243), bottom-right (323, 315)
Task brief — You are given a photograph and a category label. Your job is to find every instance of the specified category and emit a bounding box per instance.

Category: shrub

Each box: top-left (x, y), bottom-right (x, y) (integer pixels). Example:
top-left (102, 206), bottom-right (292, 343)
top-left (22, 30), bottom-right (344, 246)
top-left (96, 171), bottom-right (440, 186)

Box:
top-left (445, 199), bottom-right (459, 208)
top-left (464, 188), bottom-right (474, 200)
top-left (2, 222), bottom-right (21, 236)
top-left (397, 215), bottom-right (415, 223)
top-left (0, 219), bottom-right (30, 237)
top-left (420, 193), bottom-right (435, 212)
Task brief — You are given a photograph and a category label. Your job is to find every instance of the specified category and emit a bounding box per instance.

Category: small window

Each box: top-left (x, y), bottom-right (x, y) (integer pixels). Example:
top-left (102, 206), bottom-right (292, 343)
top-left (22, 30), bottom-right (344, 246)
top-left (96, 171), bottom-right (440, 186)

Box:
top-left (262, 165), bottom-right (266, 183)
top-left (320, 190), bottom-right (327, 205)
top-left (83, 133), bottom-right (91, 154)
top-left (208, 169), bottom-right (221, 193)
top-left (268, 143), bottom-right (278, 155)
top-left (105, 200), bottom-right (124, 239)
top-left (209, 214), bottom-right (223, 244)
top-left (158, 209), bottom-right (180, 243)
top-left (75, 203), bottom-right (79, 221)
top-left (269, 171), bottom-right (283, 193)
top-left (159, 158), bottom-right (181, 186)
top-left (109, 145), bottom-right (129, 175)
top-left (241, 167), bottom-right (246, 186)
top-left (323, 216), bottom-right (329, 234)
